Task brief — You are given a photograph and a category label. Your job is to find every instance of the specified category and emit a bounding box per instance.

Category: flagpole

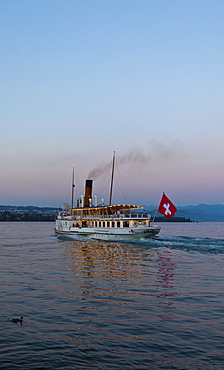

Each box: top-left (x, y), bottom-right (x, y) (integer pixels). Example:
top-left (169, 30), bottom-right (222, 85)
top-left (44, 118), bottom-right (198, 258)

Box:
top-left (151, 192), bottom-right (164, 224)
top-left (71, 167), bottom-right (75, 209)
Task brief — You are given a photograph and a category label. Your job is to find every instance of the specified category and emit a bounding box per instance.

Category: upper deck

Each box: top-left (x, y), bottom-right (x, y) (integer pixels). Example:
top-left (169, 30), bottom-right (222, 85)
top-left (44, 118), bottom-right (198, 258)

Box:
top-left (71, 204), bottom-right (143, 216)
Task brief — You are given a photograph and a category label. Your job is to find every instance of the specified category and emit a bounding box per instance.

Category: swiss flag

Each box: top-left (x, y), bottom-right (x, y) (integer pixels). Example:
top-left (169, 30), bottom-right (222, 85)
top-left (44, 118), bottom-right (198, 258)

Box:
top-left (158, 193), bottom-right (177, 219)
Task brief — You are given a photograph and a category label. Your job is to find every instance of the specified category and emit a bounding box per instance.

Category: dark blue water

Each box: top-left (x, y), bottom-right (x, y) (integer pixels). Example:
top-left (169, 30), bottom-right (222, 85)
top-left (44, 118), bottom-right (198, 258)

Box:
top-left (1, 222), bottom-right (224, 369)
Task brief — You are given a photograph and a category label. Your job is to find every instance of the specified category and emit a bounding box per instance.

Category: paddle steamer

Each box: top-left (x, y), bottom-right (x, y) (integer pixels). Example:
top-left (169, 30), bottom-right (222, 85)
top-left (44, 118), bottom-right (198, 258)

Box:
top-left (55, 155), bottom-right (160, 240)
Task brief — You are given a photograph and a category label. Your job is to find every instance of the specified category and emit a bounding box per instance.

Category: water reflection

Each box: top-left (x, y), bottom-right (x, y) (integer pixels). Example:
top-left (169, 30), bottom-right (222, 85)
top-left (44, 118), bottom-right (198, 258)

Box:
top-left (58, 240), bottom-right (183, 354)
top-left (64, 241), bottom-right (152, 321)
top-left (67, 240), bottom-right (154, 279)
top-left (64, 241), bottom-right (179, 320)
top-left (155, 248), bottom-right (179, 319)
top-left (60, 241), bottom-right (148, 350)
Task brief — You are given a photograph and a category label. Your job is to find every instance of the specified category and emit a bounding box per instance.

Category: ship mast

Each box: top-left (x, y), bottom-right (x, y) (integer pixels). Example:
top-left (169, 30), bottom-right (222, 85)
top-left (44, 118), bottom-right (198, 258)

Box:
top-left (109, 151), bottom-right (115, 206)
top-left (71, 167), bottom-right (75, 209)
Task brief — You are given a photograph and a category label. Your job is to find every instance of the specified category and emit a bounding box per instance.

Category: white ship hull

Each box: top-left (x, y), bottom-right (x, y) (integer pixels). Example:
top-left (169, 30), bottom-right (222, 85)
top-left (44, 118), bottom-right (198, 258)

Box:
top-left (55, 219), bottom-right (160, 241)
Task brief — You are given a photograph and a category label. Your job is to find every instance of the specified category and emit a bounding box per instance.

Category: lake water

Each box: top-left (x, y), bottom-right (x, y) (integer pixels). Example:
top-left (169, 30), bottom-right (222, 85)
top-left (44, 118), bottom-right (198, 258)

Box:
top-left (1, 222), bottom-right (224, 369)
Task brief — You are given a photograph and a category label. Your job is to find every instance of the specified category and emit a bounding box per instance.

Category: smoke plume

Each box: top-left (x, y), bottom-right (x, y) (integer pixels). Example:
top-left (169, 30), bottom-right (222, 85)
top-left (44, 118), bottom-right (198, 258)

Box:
top-left (87, 142), bottom-right (182, 180)
top-left (88, 162), bottom-right (112, 180)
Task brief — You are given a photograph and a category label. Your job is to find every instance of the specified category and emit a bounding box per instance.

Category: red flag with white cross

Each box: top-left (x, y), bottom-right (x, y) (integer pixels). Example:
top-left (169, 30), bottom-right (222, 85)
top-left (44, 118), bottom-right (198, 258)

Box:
top-left (158, 193), bottom-right (177, 219)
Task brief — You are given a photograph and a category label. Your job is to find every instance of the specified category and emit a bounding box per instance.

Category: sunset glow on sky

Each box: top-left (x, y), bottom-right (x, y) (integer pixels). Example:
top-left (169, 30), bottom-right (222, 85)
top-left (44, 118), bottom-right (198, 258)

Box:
top-left (1, 1), bottom-right (224, 207)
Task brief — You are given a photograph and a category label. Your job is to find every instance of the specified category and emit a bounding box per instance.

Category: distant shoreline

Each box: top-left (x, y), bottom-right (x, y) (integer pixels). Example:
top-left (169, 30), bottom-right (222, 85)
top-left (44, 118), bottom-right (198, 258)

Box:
top-left (0, 211), bottom-right (191, 223)
top-left (2, 204), bottom-right (224, 222)
top-left (0, 212), bottom-right (55, 222)
top-left (154, 216), bottom-right (192, 222)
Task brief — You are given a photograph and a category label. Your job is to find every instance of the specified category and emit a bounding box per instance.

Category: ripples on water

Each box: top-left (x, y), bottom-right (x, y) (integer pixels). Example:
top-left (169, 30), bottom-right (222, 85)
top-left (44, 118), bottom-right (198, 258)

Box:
top-left (1, 222), bottom-right (224, 369)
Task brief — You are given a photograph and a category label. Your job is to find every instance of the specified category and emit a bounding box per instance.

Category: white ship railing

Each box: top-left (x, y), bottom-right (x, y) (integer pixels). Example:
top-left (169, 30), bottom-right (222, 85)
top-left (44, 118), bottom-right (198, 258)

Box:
top-left (58, 213), bottom-right (151, 220)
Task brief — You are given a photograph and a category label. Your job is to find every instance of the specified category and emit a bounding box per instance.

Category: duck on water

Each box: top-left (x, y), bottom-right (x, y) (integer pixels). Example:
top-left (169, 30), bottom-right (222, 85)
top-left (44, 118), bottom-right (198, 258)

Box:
top-left (55, 153), bottom-right (161, 241)
top-left (11, 317), bottom-right (23, 325)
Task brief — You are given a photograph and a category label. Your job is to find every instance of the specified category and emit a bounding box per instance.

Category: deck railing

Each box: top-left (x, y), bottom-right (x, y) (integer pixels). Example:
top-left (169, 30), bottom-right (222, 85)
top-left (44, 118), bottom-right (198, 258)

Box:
top-left (59, 213), bottom-right (151, 220)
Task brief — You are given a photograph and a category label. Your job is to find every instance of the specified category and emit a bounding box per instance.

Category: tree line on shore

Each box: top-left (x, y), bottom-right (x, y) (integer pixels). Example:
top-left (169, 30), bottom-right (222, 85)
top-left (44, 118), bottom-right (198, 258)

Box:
top-left (154, 216), bottom-right (192, 222)
top-left (0, 211), bottom-right (55, 222)
top-left (0, 210), bottom-right (191, 222)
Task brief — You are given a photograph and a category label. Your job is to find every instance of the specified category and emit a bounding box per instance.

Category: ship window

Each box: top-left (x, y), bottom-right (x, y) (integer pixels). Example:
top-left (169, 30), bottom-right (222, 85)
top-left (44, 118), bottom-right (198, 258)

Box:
top-left (107, 221), bottom-right (110, 227)
top-left (112, 221), bottom-right (115, 227)
top-left (103, 221), bottom-right (105, 227)
top-left (99, 221), bottom-right (101, 227)
top-left (117, 221), bottom-right (120, 228)
top-left (123, 221), bottom-right (129, 228)
top-left (95, 221), bottom-right (97, 227)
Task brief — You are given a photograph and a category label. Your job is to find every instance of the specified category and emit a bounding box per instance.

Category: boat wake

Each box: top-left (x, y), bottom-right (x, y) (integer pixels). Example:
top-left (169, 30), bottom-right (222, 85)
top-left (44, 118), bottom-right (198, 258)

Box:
top-left (137, 235), bottom-right (224, 254)
top-left (57, 233), bottom-right (224, 254)
top-left (57, 234), bottom-right (87, 242)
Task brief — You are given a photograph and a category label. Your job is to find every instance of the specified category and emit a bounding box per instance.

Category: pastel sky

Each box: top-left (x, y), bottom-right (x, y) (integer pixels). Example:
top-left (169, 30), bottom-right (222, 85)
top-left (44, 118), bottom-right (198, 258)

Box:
top-left (1, 0), bottom-right (224, 207)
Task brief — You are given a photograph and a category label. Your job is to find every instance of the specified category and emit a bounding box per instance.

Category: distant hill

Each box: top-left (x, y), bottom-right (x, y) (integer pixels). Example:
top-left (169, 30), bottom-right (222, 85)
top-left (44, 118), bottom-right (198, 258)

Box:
top-left (0, 205), bottom-right (58, 215)
top-left (1, 203), bottom-right (224, 222)
top-left (143, 204), bottom-right (224, 222)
